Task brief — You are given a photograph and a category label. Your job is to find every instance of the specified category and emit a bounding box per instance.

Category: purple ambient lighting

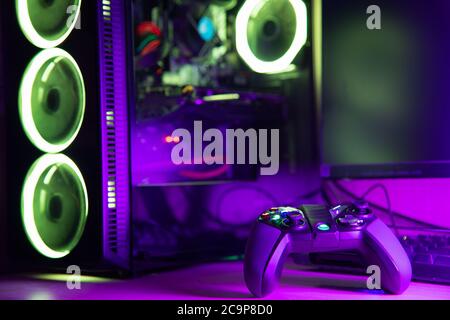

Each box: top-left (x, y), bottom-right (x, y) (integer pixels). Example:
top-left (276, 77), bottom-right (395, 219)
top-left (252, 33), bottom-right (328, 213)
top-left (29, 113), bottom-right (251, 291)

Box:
top-left (98, 0), bottom-right (131, 267)
top-left (1, 262), bottom-right (448, 300)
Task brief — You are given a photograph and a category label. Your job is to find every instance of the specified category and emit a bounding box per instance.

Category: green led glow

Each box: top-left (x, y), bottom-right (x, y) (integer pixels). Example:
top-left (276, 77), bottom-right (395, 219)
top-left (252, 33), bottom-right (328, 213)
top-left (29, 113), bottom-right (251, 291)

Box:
top-left (32, 274), bottom-right (115, 283)
top-left (19, 48), bottom-right (85, 153)
top-left (16, 0), bottom-right (82, 49)
top-left (271, 214), bottom-right (281, 220)
top-left (203, 94), bottom-right (240, 102)
top-left (235, 0), bottom-right (307, 74)
top-left (21, 154), bottom-right (88, 259)
top-left (222, 255), bottom-right (244, 262)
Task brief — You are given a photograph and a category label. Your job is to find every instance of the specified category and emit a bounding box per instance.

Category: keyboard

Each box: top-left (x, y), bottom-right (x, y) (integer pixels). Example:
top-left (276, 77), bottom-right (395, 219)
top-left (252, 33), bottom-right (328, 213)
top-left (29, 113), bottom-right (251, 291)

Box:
top-left (399, 234), bottom-right (450, 284)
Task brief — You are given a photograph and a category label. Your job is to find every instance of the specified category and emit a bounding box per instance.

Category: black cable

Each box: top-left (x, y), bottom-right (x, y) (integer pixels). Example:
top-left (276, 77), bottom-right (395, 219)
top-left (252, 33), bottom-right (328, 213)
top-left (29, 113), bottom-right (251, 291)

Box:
top-left (289, 188), bottom-right (321, 205)
top-left (321, 180), bottom-right (339, 205)
top-left (331, 180), bottom-right (443, 230)
top-left (359, 183), bottom-right (398, 236)
top-left (320, 182), bottom-right (333, 206)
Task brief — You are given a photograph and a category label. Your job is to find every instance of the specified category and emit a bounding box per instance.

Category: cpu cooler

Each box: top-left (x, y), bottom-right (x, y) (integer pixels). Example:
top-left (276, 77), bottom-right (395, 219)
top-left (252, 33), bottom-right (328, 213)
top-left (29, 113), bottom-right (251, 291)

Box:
top-left (235, 0), bottom-right (308, 74)
top-left (0, 0), bottom-right (133, 272)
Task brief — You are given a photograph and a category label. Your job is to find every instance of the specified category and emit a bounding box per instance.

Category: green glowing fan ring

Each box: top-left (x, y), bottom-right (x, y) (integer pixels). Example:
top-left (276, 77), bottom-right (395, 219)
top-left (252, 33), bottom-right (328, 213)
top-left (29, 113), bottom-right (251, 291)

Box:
top-left (19, 48), bottom-right (85, 153)
top-left (16, 0), bottom-right (82, 48)
top-left (236, 0), bottom-right (308, 74)
top-left (21, 154), bottom-right (88, 259)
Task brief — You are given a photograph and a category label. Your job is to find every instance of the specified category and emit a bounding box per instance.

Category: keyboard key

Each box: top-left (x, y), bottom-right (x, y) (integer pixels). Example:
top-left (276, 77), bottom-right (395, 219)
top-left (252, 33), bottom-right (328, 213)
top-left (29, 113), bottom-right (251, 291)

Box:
top-left (399, 234), bottom-right (450, 285)
top-left (404, 245), bottom-right (414, 254)
top-left (413, 254), bottom-right (433, 264)
top-left (431, 236), bottom-right (442, 243)
top-left (414, 245), bottom-right (429, 253)
top-left (429, 247), bottom-right (450, 255)
top-left (435, 240), bottom-right (447, 248)
top-left (434, 255), bottom-right (450, 267)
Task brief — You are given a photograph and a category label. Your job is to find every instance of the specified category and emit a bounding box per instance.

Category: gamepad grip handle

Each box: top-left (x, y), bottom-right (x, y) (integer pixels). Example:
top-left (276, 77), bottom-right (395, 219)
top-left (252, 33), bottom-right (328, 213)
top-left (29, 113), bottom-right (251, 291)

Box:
top-left (362, 219), bottom-right (412, 294)
top-left (244, 222), bottom-right (290, 297)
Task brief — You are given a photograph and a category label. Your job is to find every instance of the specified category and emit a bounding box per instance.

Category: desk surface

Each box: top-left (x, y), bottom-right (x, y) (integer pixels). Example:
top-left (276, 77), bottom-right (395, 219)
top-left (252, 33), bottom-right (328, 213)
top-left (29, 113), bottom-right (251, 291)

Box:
top-left (0, 261), bottom-right (449, 300)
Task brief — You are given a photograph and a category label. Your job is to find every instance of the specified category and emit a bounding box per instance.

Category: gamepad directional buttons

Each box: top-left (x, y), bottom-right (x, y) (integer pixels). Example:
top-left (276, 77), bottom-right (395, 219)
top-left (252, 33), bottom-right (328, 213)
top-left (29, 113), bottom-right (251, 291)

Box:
top-left (281, 218), bottom-right (291, 228)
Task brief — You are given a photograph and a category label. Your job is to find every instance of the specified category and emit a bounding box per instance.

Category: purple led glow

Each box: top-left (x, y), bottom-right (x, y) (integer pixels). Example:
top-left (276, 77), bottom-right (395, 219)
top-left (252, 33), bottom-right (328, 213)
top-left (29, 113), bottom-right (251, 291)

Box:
top-left (1, 262), bottom-right (448, 299)
top-left (132, 120), bottom-right (236, 185)
top-left (98, 0), bottom-right (131, 268)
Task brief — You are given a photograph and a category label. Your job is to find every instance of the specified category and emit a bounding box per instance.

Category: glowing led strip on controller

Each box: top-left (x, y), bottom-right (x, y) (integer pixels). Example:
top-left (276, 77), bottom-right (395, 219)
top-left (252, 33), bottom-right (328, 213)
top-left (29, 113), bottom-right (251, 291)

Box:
top-left (21, 154), bottom-right (88, 259)
top-left (15, 0), bottom-right (82, 48)
top-left (19, 48), bottom-right (86, 153)
top-left (235, 0), bottom-right (308, 74)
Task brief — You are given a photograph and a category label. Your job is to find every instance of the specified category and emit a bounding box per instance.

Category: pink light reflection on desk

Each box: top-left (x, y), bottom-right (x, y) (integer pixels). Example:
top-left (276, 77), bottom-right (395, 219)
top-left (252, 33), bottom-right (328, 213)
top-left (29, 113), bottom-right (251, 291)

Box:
top-left (0, 262), bottom-right (449, 300)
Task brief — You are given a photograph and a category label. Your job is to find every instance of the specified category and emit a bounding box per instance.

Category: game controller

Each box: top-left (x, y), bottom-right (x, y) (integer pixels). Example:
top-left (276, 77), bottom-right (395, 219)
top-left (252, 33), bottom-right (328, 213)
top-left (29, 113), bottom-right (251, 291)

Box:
top-left (244, 201), bottom-right (412, 297)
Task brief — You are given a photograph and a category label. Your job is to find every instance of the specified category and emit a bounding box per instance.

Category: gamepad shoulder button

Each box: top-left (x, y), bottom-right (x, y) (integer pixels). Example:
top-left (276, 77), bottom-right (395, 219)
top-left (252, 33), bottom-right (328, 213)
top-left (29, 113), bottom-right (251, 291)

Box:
top-left (278, 207), bottom-right (300, 214)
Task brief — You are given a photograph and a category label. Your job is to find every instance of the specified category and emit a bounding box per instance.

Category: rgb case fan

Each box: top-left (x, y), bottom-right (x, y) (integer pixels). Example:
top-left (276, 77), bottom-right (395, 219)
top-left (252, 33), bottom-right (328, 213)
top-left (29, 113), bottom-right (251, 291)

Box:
top-left (16, 0), bottom-right (82, 49)
top-left (0, 0), bottom-right (132, 272)
top-left (235, 0), bottom-right (308, 74)
top-left (18, 48), bottom-right (86, 154)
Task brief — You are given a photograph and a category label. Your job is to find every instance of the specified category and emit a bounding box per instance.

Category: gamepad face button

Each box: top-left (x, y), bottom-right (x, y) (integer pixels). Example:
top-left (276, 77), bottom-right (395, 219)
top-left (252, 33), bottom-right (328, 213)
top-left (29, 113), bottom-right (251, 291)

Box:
top-left (316, 223), bottom-right (331, 231)
top-left (260, 212), bottom-right (271, 220)
top-left (259, 207), bottom-right (306, 229)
